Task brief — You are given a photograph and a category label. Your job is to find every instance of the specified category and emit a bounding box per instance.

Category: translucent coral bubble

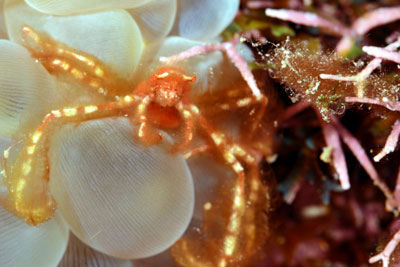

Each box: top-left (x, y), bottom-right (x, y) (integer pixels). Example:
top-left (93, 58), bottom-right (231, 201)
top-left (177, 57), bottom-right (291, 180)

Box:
top-left (24, 0), bottom-right (151, 15)
top-left (0, 40), bottom-right (60, 137)
top-left (48, 118), bottom-right (194, 259)
top-left (5, 0), bottom-right (143, 79)
top-left (187, 154), bottom-right (233, 222)
top-left (59, 234), bottom-right (133, 267)
top-left (128, 0), bottom-right (177, 42)
top-left (0, 208), bottom-right (69, 267)
top-left (171, 0), bottom-right (239, 41)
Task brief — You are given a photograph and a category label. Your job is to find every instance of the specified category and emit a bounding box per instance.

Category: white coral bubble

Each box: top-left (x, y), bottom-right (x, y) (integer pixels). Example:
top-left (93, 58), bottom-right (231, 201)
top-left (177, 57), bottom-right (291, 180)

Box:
top-left (129, 0), bottom-right (177, 42)
top-left (59, 233), bottom-right (133, 267)
top-left (0, 208), bottom-right (69, 267)
top-left (172, 0), bottom-right (240, 41)
top-left (24, 0), bottom-right (152, 15)
top-left (0, 40), bottom-right (60, 137)
top-left (49, 118), bottom-right (194, 259)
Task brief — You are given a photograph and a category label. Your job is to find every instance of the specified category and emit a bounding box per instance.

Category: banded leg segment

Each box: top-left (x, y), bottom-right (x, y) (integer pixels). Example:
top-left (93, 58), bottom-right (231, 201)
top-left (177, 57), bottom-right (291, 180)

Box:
top-left (217, 95), bottom-right (268, 139)
top-left (190, 105), bottom-right (247, 266)
top-left (171, 103), bottom-right (195, 153)
top-left (241, 164), bottom-right (269, 256)
top-left (183, 144), bottom-right (210, 159)
top-left (136, 96), bottom-right (164, 146)
top-left (198, 90), bottom-right (268, 143)
top-left (193, 105), bottom-right (246, 190)
top-left (22, 26), bottom-right (131, 98)
top-left (1, 95), bottom-right (139, 225)
top-left (171, 110), bottom-right (269, 266)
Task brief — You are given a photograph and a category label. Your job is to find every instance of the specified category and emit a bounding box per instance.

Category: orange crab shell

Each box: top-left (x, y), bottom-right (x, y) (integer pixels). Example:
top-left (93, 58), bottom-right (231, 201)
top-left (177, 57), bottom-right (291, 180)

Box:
top-left (134, 66), bottom-right (196, 129)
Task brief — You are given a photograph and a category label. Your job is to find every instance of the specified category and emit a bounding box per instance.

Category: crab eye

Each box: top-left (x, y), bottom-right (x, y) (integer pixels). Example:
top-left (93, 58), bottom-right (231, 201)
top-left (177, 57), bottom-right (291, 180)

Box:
top-left (182, 74), bottom-right (196, 82)
top-left (156, 72), bottom-right (169, 79)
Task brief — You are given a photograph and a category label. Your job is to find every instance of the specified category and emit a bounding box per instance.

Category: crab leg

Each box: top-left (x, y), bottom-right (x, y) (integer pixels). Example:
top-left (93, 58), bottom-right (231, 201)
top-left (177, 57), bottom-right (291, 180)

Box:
top-left (183, 144), bottom-right (210, 159)
top-left (171, 103), bottom-right (195, 153)
top-left (1, 95), bottom-right (139, 225)
top-left (189, 105), bottom-right (246, 266)
top-left (136, 95), bottom-right (164, 146)
top-left (21, 26), bottom-right (131, 98)
top-left (172, 111), bottom-right (267, 266)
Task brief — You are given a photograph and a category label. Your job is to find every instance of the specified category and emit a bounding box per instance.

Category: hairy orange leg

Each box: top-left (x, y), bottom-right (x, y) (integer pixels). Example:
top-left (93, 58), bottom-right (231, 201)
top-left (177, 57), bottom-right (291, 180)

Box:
top-left (21, 25), bottom-right (131, 99)
top-left (195, 109), bottom-right (246, 190)
top-left (136, 95), bottom-right (163, 146)
top-left (196, 87), bottom-right (269, 146)
top-left (1, 94), bottom-right (141, 225)
top-left (217, 95), bottom-right (268, 138)
top-left (170, 103), bottom-right (195, 153)
top-left (197, 110), bottom-right (247, 266)
top-left (171, 119), bottom-right (269, 266)
top-left (172, 106), bottom-right (247, 266)
top-left (241, 164), bottom-right (269, 256)
top-left (183, 144), bottom-right (211, 159)
top-left (203, 98), bottom-right (269, 157)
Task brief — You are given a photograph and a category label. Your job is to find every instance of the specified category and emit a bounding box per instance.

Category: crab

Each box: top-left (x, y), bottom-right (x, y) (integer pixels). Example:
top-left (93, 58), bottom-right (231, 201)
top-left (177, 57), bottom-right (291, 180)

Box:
top-left (0, 25), bottom-right (272, 266)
